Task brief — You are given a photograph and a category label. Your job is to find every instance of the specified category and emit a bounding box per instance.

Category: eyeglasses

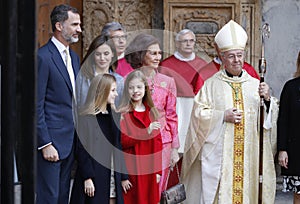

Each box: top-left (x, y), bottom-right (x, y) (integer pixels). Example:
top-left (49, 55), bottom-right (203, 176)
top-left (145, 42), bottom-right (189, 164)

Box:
top-left (223, 53), bottom-right (244, 60)
top-left (110, 35), bottom-right (127, 41)
top-left (178, 39), bottom-right (195, 44)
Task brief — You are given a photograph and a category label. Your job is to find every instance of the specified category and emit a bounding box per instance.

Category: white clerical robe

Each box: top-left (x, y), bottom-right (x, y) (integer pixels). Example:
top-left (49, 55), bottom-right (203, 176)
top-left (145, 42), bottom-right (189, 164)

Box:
top-left (181, 69), bottom-right (278, 204)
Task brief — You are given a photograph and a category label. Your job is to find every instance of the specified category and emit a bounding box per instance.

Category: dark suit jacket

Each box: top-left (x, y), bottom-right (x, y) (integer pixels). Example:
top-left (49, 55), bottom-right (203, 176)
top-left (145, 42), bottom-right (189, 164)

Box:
top-left (37, 39), bottom-right (80, 159)
top-left (277, 77), bottom-right (300, 175)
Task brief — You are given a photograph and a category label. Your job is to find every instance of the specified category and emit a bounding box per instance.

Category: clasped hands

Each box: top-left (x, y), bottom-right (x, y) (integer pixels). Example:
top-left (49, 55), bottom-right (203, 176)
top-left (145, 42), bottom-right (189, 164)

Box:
top-left (224, 82), bottom-right (271, 124)
top-left (224, 108), bottom-right (243, 124)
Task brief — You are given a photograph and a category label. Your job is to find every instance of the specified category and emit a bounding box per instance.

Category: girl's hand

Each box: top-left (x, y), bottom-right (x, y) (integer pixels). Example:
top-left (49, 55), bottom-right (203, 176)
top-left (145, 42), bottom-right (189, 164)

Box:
top-left (278, 151), bottom-right (288, 169)
top-left (122, 180), bottom-right (132, 194)
top-left (84, 178), bottom-right (95, 197)
top-left (156, 174), bottom-right (161, 183)
top-left (170, 148), bottom-right (179, 168)
top-left (147, 121), bottom-right (161, 134)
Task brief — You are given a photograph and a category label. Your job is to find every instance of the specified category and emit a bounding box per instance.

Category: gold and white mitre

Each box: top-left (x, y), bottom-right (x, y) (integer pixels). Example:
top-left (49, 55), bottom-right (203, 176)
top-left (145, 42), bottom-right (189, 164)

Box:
top-left (215, 20), bottom-right (248, 52)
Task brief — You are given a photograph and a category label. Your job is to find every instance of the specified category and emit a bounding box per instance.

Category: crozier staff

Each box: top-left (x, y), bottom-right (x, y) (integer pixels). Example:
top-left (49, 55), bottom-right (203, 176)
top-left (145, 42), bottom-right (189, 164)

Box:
top-left (258, 22), bottom-right (270, 204)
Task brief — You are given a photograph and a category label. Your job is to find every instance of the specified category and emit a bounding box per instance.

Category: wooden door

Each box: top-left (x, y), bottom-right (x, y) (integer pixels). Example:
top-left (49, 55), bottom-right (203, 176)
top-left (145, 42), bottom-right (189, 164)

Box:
top-left (163, 0), bottom-right (262, 68)
top-left (37, 0), bottom-right (83, 59)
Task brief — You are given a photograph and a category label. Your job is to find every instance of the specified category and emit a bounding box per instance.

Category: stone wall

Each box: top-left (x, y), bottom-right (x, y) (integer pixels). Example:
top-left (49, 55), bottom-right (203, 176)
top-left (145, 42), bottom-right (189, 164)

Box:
top-left (262, 0), bottom-right (300, 99)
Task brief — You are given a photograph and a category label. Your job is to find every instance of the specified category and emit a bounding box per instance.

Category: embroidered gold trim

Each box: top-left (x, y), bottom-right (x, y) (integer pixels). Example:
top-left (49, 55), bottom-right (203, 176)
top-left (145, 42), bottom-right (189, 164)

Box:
top-left (231, 83), bottom-right (245, 204)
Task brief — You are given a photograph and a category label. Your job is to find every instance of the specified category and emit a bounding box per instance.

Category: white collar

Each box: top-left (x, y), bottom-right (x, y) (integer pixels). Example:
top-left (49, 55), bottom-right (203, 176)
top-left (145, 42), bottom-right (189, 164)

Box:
top-left (51, 36), bottom-right (68, 54)
top-left (174, 51), bottom-right (195, 62)
top-left (118, 52), bottom-right (124, 60)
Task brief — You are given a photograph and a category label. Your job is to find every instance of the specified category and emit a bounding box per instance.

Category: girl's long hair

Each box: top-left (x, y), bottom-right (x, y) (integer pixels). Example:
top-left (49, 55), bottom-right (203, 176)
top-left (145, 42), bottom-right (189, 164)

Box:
top-left (80, 74), bottom-right (116, 115)
top-left (294, 51), bottom-right (300, 78)
top-left (118, 70), bottom-right (159, 120)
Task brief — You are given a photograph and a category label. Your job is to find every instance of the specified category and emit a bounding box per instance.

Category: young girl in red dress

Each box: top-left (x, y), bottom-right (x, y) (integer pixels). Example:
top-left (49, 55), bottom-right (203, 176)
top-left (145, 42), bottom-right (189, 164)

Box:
top-left (119, 70), bottom-right (162, 204)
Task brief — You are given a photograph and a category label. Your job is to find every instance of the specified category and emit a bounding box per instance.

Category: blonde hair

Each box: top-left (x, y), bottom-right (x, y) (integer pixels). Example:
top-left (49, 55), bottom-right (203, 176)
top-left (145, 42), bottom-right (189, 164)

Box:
top-left (80, 74), bottom-right (116, 115)
top-left (294, 51), bottom-right (300, 78)
top-left (118, 70), bottom-right (159, 120)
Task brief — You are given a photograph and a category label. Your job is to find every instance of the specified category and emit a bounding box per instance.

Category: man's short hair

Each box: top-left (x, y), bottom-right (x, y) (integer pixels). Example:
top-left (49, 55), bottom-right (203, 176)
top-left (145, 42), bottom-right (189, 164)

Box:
top-left (50, 4), bottom-right (79, 32)
top-left (175, 29), bottom-right (195, 41)
top-left (101, 22), bottom-right (126, 38)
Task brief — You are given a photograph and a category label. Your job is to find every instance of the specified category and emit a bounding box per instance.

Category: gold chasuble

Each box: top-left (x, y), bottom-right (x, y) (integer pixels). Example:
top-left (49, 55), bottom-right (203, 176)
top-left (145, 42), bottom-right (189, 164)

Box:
top-left (181, 70), bottom-right (278, 204)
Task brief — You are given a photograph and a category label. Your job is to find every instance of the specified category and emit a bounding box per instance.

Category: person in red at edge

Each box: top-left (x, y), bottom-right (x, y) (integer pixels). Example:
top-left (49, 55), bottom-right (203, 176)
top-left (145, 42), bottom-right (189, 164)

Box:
top-left (197, 42), bottom-right (260, 88)
top-left (159, 29), bottom-right (207, 154)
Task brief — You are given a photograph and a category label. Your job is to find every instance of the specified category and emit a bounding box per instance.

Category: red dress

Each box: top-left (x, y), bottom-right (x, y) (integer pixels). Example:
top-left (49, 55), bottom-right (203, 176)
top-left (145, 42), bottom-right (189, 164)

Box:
top-left (121, 104), bottom-right (162, 204)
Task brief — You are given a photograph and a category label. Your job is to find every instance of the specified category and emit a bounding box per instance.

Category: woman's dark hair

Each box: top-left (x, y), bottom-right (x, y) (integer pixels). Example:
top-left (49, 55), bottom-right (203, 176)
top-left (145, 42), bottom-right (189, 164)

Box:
top-left (50, 4), bottom-right (79, 32)
top-left (294, 51), bottom-right (300, 78)
top-left (125, 33), bottom-right (160, 69)
top-left (81, 35), bottom-right (118, 79)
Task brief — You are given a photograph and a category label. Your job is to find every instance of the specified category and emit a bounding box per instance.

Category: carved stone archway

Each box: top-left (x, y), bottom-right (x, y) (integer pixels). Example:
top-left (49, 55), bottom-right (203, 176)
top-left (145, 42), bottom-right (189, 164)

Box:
top-left (82, 0), bottom-right (155, 55)
top-left (163, 0), bottom-right (262, 68)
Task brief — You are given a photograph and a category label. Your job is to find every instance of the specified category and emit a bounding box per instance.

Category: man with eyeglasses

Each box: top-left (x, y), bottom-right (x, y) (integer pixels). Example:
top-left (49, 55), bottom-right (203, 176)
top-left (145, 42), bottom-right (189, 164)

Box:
top-left (197, 36), bottom-right (260, 88)
top-left (159, 29), bottom-right (208, 154)
top-left (101, 22), bottom-right (133, 77)
top-left (181, 20), bottom-right (278, 204)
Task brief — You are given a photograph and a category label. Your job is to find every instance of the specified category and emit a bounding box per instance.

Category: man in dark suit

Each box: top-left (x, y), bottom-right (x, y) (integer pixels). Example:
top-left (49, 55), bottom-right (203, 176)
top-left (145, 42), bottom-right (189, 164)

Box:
top-left (36, 4), bottom-right (81, 204)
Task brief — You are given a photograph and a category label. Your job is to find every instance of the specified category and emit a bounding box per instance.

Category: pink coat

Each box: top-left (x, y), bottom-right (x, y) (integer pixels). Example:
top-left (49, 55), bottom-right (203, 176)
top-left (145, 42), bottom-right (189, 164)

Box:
top-left (147, 71), bottom-right (179, 195)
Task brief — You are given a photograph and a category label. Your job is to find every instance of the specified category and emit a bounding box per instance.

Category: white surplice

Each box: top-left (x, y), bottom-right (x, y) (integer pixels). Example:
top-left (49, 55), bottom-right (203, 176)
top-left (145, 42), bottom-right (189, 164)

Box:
top-left (181, 69), bottom-right (278, 204)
